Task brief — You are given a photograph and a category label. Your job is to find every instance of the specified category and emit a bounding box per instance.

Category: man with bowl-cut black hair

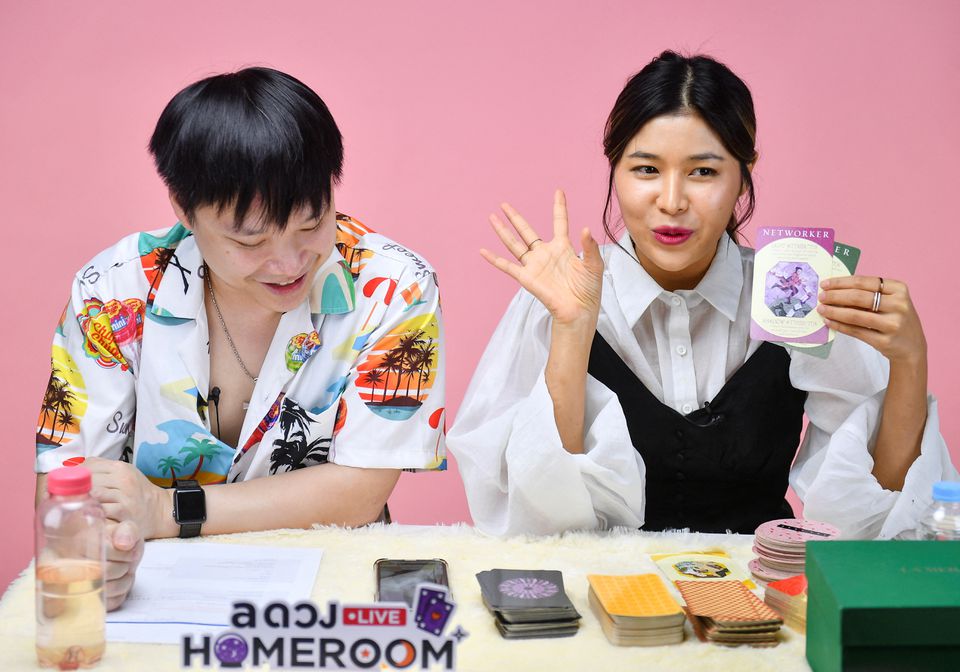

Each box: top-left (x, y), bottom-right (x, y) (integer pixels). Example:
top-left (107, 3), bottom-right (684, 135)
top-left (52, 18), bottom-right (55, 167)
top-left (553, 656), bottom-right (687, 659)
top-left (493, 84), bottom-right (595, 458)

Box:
top-left (34, 68), bottom-right (446, 610)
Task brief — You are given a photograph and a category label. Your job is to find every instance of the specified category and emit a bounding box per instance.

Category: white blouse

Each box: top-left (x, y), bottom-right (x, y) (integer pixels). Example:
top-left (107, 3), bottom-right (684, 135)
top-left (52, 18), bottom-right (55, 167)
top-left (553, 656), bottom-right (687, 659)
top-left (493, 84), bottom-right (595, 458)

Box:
top-left (449, 234), bottom-right (957, 539)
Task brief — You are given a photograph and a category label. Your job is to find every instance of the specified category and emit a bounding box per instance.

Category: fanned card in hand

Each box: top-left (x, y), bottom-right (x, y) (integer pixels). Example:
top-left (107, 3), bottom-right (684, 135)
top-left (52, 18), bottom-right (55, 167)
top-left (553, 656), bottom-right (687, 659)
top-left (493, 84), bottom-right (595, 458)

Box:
top-left (786, 241), bottom-right (861, 358)
top-left (750, 227), bottom-right (834, 344)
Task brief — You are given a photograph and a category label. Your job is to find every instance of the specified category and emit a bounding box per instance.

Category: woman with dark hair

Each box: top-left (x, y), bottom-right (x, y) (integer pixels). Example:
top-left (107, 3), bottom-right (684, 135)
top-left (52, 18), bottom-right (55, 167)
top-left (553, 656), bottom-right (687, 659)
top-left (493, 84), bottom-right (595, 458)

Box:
top-left (449, 51), bottom-right (956, 538)
top-left (35, 68), bottom-right (446, 609)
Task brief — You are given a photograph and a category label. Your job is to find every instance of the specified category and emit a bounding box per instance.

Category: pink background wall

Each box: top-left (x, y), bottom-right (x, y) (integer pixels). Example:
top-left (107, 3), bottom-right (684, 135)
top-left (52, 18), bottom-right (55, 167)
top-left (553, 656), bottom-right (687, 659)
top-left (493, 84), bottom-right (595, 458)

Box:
top-left (2, 1), bottom-right (958, 590)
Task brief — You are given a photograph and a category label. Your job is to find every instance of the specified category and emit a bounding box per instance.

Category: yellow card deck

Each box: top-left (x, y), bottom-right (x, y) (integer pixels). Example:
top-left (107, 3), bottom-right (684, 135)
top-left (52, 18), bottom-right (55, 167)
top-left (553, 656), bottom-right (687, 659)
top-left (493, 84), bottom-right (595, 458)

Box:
top-left (587, 574), bottom-right (686, 646)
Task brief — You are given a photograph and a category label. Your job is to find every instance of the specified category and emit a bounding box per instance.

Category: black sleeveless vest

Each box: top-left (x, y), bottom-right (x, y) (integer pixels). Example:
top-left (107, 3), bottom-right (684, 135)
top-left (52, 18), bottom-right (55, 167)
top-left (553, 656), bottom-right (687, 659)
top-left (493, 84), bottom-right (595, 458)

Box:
top-left (587, 333), bottom-right (807, 534)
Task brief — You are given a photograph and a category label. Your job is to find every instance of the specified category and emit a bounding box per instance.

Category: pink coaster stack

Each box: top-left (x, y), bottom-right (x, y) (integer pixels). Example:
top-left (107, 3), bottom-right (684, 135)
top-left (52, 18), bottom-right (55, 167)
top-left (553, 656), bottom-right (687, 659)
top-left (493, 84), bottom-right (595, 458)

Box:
top-left (749, 518), bottom-right (839, 583)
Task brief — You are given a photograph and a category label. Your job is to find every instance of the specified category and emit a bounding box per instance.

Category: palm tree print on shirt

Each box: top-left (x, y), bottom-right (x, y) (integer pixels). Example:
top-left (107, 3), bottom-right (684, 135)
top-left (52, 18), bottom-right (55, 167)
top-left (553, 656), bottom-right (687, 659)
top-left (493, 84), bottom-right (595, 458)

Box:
top-left (335, 214), bottom-right (376, 280)
top-left (355, 314), bottom-right (440, 421)
top-left (36, 346), bottom-right (88, 452)
top-left (157, 456), bottom-right (183, 482)
top-left (38, 375), bottom-right (74, 445)
top-left (269, 398), bottom-right (331, 474)
top-left (360, 368), bottom-right (385, 400)
top-left (138, 225), bottom-right (193, 310)
top-left (179, 437), bottom-right (224, 480)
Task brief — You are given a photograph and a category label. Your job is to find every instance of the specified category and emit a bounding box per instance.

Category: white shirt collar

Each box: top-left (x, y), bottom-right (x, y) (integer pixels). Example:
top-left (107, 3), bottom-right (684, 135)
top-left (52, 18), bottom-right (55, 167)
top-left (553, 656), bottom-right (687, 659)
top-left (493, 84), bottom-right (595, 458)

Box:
top-left (694, 234), bottom-right (743, 321)
top-left (605, 231), bottom-right (743, 326)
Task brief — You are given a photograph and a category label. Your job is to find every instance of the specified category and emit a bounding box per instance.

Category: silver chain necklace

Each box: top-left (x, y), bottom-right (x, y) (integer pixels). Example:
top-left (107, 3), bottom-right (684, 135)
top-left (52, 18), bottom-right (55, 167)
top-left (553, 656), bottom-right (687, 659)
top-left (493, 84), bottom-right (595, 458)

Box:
top-left (204, 265), bottom-right (258, 383)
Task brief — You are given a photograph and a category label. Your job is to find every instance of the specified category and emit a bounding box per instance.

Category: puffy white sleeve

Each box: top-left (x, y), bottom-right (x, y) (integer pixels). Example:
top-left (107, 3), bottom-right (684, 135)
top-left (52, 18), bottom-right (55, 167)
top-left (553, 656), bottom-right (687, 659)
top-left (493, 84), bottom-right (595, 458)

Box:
top-left (448, 289), bottom-right (646, 537)
top-left (789, 334), bottom-right (958, 539)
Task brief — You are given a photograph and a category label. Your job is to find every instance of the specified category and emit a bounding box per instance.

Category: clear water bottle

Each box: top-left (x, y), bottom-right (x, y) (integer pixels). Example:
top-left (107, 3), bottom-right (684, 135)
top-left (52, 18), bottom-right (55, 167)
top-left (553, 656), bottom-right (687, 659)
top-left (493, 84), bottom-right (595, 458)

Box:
top-left (917, 481), bottom-right (960, 541)
top-left (35, 466), bottom-right (106, 669)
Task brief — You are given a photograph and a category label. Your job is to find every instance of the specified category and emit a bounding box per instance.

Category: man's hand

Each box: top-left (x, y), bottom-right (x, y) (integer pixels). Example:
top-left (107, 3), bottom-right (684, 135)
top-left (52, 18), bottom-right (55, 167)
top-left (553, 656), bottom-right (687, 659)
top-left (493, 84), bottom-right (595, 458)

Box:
top-left (105, 520), bottom-right (144, 611)
top-left (86, 457), bottom-right (169, 539)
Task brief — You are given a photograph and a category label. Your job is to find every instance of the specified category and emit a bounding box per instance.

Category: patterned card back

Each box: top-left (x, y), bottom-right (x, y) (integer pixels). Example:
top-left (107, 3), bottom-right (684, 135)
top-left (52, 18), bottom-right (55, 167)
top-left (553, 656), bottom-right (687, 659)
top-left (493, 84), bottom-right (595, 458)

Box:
top-left (676, 580), bottom-right (782, 624)
top-left (587, 574), bottom-right (683, 618)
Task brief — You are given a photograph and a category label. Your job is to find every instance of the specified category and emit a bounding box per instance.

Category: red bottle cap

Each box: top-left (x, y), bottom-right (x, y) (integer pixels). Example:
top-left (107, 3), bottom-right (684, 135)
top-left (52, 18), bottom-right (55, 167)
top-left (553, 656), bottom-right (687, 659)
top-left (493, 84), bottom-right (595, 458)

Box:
top-left (47, 466), bottom-right (92, 496)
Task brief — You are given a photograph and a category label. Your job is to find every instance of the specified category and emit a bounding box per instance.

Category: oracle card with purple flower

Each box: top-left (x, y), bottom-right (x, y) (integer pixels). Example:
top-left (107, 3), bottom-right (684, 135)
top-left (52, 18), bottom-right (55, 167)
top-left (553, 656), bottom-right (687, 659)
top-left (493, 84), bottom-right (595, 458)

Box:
top-left (786, 241), bottom-right (861, 358)
top-left (750, 227), bottom-right (835, 344)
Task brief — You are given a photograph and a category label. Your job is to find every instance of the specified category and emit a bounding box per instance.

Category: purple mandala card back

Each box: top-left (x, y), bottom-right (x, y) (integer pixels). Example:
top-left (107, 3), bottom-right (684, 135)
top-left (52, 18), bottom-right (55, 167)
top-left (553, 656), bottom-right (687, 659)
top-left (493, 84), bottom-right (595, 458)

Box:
top-left (478, 569), bottom-right (572, 610)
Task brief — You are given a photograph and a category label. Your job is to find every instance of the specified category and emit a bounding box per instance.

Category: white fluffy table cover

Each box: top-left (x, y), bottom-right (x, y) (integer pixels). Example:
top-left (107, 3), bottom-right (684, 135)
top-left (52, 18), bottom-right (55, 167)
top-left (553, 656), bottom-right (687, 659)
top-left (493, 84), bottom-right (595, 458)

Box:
top-left (0, 524), bottom-right (811, 671)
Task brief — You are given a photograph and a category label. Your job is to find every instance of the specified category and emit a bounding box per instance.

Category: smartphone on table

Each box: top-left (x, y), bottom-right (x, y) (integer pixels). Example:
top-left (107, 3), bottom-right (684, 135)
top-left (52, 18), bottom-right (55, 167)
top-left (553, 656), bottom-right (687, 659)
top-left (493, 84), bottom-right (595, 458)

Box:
top-left (374, 558), bottom-right (450, 607)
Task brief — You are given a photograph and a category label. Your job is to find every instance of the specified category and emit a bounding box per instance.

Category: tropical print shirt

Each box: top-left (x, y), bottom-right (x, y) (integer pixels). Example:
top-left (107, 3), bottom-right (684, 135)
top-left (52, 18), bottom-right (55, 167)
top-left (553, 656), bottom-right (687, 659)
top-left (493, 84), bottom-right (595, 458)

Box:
top-left (36, 214), bottom-right (446, 485)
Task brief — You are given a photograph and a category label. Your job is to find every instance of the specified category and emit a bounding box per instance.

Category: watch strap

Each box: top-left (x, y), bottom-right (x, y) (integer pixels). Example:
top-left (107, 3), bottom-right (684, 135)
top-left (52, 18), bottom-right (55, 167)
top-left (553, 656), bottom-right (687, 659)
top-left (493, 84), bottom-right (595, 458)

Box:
top-left (178, 521), bottom-right (202, 538)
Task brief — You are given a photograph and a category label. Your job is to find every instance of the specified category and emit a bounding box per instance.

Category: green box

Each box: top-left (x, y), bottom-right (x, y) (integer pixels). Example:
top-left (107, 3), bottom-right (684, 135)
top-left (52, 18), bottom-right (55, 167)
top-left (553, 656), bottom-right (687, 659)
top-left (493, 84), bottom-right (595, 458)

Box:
top-left (805, 540), bottom-right (960, 672)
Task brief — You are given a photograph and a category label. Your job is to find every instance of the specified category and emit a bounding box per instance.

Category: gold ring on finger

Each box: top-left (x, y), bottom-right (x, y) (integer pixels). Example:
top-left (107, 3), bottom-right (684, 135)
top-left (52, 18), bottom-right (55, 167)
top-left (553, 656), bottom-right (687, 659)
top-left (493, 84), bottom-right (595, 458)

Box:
top-left (878, 276), bottom-right (884, 293)
top-left (528, 238), bottom-right (543, 250)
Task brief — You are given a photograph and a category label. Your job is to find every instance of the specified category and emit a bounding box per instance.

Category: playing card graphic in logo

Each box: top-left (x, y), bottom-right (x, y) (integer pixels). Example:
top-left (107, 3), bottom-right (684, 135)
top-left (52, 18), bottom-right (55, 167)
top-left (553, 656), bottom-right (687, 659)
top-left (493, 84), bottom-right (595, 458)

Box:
top-left (498, 578), bottom-right (559, 599)
top-left (414, 585), bottom-right (455, 636)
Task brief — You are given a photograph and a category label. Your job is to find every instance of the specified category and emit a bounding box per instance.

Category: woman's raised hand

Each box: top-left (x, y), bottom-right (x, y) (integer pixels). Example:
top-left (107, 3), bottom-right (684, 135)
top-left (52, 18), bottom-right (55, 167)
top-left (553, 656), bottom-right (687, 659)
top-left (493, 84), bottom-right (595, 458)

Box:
top-left (480, 190), bottom-right (604, 326)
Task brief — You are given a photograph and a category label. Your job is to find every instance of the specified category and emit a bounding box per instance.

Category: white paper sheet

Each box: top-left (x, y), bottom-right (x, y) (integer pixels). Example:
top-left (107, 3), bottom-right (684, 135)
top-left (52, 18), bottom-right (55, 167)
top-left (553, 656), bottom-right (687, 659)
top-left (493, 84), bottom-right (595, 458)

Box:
top-left (105, 542), bottom-right (323, 644)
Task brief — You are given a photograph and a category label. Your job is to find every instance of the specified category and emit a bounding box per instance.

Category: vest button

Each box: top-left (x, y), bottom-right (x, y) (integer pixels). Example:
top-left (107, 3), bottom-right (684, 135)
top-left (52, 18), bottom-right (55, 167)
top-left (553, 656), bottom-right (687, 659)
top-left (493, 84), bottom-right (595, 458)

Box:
top-left (677, 453), bottom-right (685, 462)
top-left (675, 429), bottom-right (684, 439)
top-left (676, 472), bottom-right (685, 481)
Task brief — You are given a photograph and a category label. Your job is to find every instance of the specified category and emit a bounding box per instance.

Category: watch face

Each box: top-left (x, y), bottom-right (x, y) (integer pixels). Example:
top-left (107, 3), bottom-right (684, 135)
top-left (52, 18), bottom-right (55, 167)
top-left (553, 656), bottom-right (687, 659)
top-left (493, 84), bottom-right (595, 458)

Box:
top-left (175, 488), bottom-right (206, 523)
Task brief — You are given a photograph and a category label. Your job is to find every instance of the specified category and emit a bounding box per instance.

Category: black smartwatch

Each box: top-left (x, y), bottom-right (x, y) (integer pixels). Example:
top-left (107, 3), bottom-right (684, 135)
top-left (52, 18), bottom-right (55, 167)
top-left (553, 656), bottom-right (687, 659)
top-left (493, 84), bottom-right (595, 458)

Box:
top-left (172, 479), bottom-right (206, 538)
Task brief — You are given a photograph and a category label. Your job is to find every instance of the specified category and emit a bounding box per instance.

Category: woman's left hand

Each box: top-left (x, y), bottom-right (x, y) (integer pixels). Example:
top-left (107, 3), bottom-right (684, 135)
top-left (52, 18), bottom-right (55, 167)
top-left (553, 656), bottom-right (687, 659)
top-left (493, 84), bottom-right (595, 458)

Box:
top-left (85, 457), bottom-right (170, 540)
top-left (818, 275), bottom-right (927, 365)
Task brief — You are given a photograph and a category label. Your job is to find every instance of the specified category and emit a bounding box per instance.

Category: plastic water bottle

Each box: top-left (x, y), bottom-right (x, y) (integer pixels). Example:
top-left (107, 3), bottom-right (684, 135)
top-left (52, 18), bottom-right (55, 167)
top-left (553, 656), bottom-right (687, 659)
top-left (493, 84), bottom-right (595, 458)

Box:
top-left (35, 466), bottom-right (106, 669)
top-left (917, 481), bottom-right (960, 541)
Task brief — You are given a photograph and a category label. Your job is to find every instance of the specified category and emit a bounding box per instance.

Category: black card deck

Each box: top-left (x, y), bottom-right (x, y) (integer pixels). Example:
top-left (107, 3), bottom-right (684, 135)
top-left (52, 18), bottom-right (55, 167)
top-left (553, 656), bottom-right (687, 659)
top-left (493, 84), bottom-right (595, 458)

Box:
top-left (476, 569), bottom-right (581, 638)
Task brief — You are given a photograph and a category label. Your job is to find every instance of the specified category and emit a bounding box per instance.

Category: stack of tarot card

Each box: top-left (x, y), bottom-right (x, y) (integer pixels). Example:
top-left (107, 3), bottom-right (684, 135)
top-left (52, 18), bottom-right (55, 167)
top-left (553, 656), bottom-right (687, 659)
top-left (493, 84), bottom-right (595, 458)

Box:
top-left (476, 569), bottom-right (581, 639)
top-left (677, 580), bottom-right (783, 647)
top-left (763, 574), bottom-right (807, 633)
top-left (749, 518), bottom-right (839, 583)
top-left (586, 574), bottom-right (686, 646)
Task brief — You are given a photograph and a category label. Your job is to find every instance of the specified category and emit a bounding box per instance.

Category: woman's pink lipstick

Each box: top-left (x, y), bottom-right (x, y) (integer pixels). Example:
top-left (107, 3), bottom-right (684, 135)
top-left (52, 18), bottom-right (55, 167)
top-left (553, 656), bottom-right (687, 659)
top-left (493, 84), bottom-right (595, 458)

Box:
top-left (262, 273), bottom-right (307, 295)
top-left (653, 227), bottom-right (694, 245)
